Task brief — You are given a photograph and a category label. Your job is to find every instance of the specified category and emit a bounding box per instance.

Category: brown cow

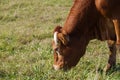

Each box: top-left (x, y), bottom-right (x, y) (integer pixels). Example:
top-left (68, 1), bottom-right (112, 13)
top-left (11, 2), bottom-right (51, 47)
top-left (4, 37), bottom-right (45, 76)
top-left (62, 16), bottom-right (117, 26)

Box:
top-left (95, 0), bottom-right (120, 45)
top-left (52, 0), bottom-right (120, 71)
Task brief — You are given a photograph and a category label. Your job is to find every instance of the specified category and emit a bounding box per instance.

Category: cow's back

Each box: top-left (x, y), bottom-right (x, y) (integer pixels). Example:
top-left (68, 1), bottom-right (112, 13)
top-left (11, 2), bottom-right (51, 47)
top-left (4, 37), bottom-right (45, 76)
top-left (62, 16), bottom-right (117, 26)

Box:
top-left (95, 0), bottom-right (120, 18)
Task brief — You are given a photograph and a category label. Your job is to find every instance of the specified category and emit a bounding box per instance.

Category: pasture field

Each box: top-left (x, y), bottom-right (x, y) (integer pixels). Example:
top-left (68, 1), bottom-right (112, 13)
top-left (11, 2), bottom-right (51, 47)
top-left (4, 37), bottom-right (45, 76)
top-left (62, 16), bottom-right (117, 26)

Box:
top-left (0, 0), bottom-right (120, 80)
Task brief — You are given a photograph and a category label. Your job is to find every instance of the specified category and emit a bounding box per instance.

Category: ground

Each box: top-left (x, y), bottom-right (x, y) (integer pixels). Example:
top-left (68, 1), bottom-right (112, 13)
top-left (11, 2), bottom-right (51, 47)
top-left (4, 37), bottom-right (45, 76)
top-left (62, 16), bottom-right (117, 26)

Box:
top-left (0, 0), bottom-right (120, 80)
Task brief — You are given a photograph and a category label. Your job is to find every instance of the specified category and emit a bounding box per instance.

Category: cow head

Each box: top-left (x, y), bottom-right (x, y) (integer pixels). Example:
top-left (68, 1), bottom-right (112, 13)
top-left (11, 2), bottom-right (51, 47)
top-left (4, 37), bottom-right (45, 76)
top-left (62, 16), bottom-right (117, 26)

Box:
top-left (52, 26), bottom-right (89, 70)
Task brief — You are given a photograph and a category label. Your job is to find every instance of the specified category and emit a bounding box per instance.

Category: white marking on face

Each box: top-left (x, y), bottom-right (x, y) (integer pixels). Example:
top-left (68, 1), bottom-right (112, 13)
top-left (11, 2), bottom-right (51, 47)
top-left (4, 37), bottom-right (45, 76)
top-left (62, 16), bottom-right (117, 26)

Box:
top-left (53, 65), bottom-right (60, 70)
top-left (56, 50), bottom-right (61, 56)
top-left (54, 32), bottom-right (58, 46)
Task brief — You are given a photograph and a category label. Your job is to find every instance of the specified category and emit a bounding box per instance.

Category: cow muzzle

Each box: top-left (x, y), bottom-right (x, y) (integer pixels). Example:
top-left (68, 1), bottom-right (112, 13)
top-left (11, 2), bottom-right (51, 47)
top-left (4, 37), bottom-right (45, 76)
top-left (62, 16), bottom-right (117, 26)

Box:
top-left (53, 64), bottom-right (61, 70)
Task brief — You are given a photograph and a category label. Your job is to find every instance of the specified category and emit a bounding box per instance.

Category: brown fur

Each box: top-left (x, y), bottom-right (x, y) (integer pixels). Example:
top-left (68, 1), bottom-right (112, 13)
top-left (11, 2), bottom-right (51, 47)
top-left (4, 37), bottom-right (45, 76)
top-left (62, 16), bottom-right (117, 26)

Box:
top-left (95, 0), bottom-right (120, 45)
top-left (52, 0), bottom-right (120, 71)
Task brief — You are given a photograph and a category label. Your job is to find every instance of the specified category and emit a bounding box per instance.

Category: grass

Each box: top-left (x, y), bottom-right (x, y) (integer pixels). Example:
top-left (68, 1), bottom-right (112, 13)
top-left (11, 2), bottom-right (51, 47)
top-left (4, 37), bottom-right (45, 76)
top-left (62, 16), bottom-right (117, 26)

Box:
top-left (0, 0), bottom-right (120, 80)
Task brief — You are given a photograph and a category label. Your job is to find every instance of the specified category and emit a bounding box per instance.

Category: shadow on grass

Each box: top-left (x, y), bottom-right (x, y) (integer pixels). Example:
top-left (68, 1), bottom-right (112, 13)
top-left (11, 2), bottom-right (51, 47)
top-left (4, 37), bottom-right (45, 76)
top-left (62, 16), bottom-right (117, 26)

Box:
top-left (106, 63), bottom-right (120, 75)
top-left (98, 63), bottom-right (120, 75)
top-left (0, 70), bottom-right (7, 78)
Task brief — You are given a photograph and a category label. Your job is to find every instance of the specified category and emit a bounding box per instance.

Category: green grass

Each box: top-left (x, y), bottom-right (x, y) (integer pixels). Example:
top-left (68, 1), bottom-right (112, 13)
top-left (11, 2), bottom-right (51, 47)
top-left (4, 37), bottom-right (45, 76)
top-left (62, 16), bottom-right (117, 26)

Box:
top-left (0, 0), bottom-right (120, 80)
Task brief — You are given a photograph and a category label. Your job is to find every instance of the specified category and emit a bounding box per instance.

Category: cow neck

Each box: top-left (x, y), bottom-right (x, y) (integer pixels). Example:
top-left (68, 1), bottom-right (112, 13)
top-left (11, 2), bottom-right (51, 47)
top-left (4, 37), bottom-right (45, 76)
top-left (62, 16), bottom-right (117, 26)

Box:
top-left (62, 0), bottom-right (98, 37)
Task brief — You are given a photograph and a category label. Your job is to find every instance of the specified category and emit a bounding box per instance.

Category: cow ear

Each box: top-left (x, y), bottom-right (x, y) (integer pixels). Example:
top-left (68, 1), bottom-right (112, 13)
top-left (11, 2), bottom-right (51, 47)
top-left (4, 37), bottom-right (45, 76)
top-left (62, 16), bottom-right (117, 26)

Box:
top-left (53, 26), bottom-right (62, 33)
top-left (53, 26), bottom-right (69, 46)
top-left (57, 32), bottom-right (69, 46)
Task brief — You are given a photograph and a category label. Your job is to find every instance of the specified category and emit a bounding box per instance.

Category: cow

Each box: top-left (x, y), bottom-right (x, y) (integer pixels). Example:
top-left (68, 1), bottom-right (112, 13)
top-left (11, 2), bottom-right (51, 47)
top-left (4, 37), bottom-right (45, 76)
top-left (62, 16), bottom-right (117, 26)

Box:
top-left (52, 0), bottom-right (120, 71)
top-left (95, 0), bottom-right (120, 45)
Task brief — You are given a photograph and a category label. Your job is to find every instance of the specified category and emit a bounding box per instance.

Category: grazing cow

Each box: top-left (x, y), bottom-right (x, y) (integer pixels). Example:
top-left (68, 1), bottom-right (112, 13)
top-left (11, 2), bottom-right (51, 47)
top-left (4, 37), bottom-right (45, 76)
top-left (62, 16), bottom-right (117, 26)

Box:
top-left (52, 0), bottom-right (120, 71)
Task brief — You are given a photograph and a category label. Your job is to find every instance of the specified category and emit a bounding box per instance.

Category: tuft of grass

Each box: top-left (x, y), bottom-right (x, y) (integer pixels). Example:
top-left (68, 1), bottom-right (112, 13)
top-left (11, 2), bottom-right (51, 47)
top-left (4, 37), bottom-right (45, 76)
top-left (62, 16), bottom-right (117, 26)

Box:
top-left (0, 0), bottom-right (120, 80)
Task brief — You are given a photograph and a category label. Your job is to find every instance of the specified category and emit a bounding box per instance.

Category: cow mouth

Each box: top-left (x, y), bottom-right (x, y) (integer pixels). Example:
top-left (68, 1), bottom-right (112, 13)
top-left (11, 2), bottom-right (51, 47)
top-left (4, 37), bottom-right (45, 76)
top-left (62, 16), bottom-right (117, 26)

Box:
top-left (53, 64), bottom-right (73, 71)
top-left (53, 65), bottom-right (60, 70)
